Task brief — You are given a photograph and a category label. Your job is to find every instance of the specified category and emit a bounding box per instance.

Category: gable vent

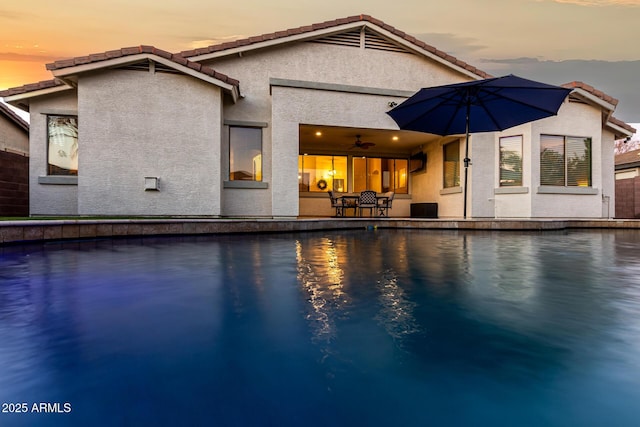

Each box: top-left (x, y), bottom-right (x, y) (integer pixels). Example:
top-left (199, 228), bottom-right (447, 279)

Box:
top-left (116, 59), bottom-right (181, 74)
top-left (310, 28), bottom-right (412, 54)
top-left (568, 94), bottom-right (589, 105)
top-left (311, 29), bottom-right (362, 48)
top-left (363, 29), bottom-right (408, 53)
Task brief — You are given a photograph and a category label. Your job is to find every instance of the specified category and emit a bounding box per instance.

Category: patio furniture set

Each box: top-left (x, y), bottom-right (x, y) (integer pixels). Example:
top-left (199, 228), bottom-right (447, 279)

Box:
top-left (328, 190), bottom-right (395, 217)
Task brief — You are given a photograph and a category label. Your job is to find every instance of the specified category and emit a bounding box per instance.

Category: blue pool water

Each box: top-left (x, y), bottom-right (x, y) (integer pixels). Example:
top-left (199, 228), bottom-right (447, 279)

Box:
top-left (1, 229), bottom-right (640, 426)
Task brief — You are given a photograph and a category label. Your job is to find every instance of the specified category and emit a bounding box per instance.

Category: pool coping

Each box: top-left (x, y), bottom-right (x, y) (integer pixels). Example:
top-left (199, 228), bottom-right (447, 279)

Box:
top-left (1, 217), bottom-right (640, 245)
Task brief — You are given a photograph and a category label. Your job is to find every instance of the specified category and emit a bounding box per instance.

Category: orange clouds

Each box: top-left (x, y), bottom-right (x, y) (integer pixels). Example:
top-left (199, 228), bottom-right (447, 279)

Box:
top-left (0, 60), bottom-right (51, 90)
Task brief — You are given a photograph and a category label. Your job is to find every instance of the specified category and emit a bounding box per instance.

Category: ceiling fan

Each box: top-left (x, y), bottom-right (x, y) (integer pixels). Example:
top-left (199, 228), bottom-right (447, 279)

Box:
top-left (350, 135), bottom-right (375, 150)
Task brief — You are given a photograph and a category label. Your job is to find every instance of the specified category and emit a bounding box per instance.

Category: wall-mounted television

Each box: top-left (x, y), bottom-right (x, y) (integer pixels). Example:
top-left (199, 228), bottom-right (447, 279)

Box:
top-left (410, 151), bottom-right (426, 173)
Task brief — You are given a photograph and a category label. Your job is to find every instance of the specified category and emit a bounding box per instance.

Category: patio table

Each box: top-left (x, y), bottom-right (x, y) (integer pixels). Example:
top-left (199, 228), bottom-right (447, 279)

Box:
top-left (339, 195), bottom-right (359, 217)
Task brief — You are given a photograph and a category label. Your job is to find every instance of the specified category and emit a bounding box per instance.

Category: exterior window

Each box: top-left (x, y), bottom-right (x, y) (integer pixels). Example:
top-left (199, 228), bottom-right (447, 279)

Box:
top-left (352, 157), bottom-right (408, 194)
top-left (229, 127), bottom-right (262, 181)
top-left (47, 115), bottom-right (78, 176)
top-left (443, 140), bottom-right (460, 188)
top-left (298, 155), bottom-right (347, 192)
top-left (499, 135), bottom-right (523, 187)
top-left (540, 135), bottom-right (592, 187)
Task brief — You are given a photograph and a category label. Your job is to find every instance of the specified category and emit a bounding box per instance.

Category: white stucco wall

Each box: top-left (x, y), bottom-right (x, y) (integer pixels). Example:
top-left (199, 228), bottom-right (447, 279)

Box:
top-left (601, 129), bottom-right (616, 218)
top-left (530, 101), bottom-right (605, 218)
top-left (77, 70), bottom-right (223, 216)
top-left (29, 92), bottom-right (79, 216)
top-left (206, 42), bottom-right (472, 218)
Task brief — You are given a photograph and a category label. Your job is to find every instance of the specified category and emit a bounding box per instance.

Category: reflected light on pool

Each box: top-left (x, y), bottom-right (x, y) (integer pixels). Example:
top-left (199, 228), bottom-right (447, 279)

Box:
top-left (2, 230), bottom-right (640, 426)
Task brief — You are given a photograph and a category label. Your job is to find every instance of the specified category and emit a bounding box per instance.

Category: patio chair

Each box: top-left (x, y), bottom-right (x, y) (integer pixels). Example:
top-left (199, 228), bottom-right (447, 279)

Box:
top-left (358, 190), bottom-right (377, 217)
top-left (377, 191), bottom-right (395, 217)
top-left (328, 191), bottom-right (343, 217)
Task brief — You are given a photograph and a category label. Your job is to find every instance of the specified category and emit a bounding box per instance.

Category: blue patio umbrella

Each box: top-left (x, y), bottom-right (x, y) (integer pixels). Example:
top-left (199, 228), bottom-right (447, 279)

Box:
top-left (387, 74), bottom-right (572, 218)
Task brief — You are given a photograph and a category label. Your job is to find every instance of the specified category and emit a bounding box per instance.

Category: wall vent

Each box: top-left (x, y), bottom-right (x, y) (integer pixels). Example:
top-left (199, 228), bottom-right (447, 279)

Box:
top-left (310, 27), bottom-right (412, 54)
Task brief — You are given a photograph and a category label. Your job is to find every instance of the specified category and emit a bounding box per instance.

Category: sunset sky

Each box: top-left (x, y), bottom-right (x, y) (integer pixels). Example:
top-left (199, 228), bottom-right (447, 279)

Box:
top-left (2, 0), bottom-right (639, 120)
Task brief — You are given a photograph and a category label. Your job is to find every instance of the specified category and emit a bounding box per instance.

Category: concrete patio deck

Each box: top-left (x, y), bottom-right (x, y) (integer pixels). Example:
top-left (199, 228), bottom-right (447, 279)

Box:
top-left (1, 217), bottom-right (640, 245)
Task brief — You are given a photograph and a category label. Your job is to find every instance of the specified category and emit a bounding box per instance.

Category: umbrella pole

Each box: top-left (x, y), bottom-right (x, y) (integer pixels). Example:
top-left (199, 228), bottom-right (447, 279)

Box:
top-left (463, 103), bottom-right (471, 219)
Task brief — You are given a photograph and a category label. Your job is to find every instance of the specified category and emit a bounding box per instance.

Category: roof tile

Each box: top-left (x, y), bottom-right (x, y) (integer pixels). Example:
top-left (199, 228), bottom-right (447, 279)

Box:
top-left (562, 81), bottom-right (619, 106)
top-left (615, 148), bottom-right (640, 166)
top-left (0, 79), bottom-right (67, 98)
top-left (609, 116), bottom-right (636, 134)
top-left (39, 46), bottom-right (239, 88)
top-left (178, 14), bottom-right (493, 79)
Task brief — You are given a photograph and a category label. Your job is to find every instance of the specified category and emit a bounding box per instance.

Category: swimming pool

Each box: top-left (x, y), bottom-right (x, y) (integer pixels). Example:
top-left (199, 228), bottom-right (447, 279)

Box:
top-left (1, 229), bottom-right (640, 426)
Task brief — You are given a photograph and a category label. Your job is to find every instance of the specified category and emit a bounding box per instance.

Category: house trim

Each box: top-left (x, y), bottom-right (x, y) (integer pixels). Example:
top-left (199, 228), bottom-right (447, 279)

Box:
top-left (223, 181), bottom-right (269, 189)
top-left (185, 19), bottom-right (488, 81)
top-left (536, 186), bottom-right (599, 195)
top-left (494, 187), bottom-right (529, 194)
top-left (50, 53), bottom-right (240, 102)
top-left (38, 176), bottom-right (78, 185)
top-left (270, 78), bottom-right (415, 98)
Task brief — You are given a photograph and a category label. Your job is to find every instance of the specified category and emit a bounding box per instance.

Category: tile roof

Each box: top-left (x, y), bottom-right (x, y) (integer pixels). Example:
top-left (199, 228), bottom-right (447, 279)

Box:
top-left (179, 14), bottom-right (492, 79)
top-left (45, 45), bottom-right (239, 87)
top-left (562, 81), bottom-right (618, 107)
top-left (615, 148), bottom-right (640, 166)
top-left (0, 79), bottom-right (68, 98)
top-left (0, 102), bottom-right (29, 132)
top-left (608, 115), bottom-right (636, 134)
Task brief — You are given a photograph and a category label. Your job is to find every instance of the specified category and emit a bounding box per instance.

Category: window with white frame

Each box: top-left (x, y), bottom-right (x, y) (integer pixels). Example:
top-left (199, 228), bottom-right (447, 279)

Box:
top-left (47, 115), bottom-right (78, 176)
top-left (540, 134), bottom-right (592, 187)
top-left (499, 135), bottom-right (523, 187)
top-left (229, 126), bottom-right (262, 181)
top-left (443, 140), bottom-right (460, 188)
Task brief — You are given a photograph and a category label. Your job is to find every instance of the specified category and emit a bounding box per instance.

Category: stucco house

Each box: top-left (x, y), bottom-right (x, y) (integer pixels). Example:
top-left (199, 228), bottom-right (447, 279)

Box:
top-left (0, 102), bottom-right (29, 216)
top-left (1, 15), bottom-right (634, 219)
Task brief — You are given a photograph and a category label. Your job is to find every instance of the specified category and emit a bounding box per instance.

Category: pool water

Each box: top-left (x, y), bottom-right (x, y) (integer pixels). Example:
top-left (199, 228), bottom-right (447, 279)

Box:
top-left (1, 229), bottom-right (640, 426)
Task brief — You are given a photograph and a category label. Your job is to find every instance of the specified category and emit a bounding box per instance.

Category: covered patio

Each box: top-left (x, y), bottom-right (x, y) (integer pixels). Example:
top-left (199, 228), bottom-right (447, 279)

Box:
top-left (297, 124), bottom-right (458, 218)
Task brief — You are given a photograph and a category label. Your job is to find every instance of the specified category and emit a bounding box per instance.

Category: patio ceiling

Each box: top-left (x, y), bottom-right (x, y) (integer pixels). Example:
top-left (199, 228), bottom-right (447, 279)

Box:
top-left (299, 124), bottom-right (444, 156)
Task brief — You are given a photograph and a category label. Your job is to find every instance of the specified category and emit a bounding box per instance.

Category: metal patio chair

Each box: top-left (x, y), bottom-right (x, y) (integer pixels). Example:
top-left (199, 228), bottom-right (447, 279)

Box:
top-left (358, 190), bottom-right (377, 217)
top-left (328, 191), bottom-right (343, 217)
top-left (377, 191), bottom-right (395, 217)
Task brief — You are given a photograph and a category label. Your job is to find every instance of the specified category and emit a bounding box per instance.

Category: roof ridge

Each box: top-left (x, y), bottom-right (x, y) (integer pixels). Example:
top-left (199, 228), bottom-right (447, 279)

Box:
top-left (45, 45), bottom-right (239, 87)
top-left (179, 14), bottom-right (491, 79)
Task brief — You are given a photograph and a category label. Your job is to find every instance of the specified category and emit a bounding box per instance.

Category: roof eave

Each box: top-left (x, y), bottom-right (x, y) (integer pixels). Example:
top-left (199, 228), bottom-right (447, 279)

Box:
top-left (0, 103), bottom-right (29, 132)
top-left (50, 53), bottom-right (240, 102)
top-left (606, 120), bottom-right (635, 139)
top-left (2, 84), bottom-right (74, 111)
top-left (186, 20), bottom-right (487, 80)
top-left (569, 88), bottom-right (616, 112)
top-left (186, 21), bottom-right (367, 62)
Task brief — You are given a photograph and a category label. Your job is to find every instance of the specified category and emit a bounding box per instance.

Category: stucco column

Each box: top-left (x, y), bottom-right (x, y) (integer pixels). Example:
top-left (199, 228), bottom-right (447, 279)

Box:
top-left (270, 118), bottom-right (299, 218)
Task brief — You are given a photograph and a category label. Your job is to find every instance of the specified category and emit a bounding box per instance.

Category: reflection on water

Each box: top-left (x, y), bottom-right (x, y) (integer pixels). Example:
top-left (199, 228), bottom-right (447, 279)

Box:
top-left (374, 268), bottom-right (420, 344)
top-left (295, 237), bottom-right (349, 344)
top-left (2, 230), bottom-right (640, 426)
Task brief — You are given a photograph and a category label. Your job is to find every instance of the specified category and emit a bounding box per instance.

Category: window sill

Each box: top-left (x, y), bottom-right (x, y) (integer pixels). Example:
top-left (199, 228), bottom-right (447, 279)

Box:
top-left (38, 176), bottom-right (78, 185)
top-left (536, 186), bottom-right (598, 195)
top-left (440, 186), bottom-right (462, 195)
top-left (223, 181), bottom-right (269, 189)
top-left (494, 186), bottom-right (529, 194)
